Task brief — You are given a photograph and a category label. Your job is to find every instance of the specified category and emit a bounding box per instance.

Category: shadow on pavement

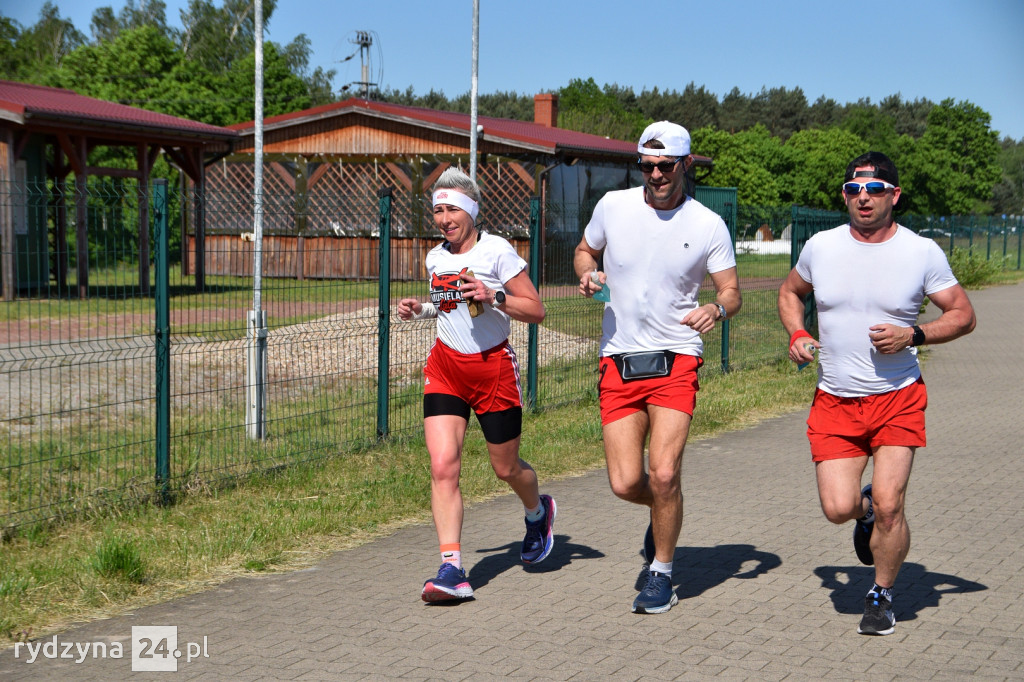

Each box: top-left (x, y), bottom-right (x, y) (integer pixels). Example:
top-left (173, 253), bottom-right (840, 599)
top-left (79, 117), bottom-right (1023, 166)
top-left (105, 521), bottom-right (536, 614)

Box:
top-left (814, 562), bottom-right (988, 621)
top-left (629, 544), bottom-right (784, 598)
top-left (470, 534), bottom-right (605, 587)
top-left (672, 544), bottom-right (783, 599)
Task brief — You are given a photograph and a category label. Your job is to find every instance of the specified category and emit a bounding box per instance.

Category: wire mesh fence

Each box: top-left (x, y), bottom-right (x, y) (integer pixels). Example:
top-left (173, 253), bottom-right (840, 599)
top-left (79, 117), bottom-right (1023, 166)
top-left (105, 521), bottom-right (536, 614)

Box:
top-left (1, 179), bottom-right (1020, 530)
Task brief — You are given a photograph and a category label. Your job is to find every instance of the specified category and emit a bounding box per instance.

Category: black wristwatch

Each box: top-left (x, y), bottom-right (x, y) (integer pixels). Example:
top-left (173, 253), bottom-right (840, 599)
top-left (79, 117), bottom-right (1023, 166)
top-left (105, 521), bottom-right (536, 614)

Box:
top-left (494, 290), bottom-right (506, 306)
top-left (911, 325), bottom-right (925, 347)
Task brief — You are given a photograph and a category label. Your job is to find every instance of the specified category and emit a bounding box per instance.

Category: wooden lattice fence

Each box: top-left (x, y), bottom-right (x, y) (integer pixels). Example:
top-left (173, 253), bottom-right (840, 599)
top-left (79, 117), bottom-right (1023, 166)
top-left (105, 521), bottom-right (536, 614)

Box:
top-left (191, 156), bottom-right (537, 280)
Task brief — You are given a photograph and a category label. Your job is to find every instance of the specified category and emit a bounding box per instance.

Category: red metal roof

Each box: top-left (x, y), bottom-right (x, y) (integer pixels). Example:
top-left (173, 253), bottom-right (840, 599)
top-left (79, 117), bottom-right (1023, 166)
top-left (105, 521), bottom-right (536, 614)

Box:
top-left (231, 97), bottom-right (711, 163)
top-left (0, 79), bottom-right (237, 141)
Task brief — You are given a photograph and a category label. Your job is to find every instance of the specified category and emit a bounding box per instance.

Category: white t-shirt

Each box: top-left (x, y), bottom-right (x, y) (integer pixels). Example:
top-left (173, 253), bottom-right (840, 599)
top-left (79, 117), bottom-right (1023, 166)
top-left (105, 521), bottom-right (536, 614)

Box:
top-left (795, 224), bottom-right (958, 397)
top-left (584, 187), bottom-right (736, 357)
top-left (425, 232), bottom-right (528, 354)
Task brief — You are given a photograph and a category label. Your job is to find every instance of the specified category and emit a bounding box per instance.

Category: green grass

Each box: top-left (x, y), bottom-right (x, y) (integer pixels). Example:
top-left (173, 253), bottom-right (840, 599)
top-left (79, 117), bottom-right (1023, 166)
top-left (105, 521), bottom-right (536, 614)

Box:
top-left (1, 360), bottom-right (818, 645)
top-left (2, 249), bottom-right (1020, 645)
top-left (734, 252), bottom-right (790, 279)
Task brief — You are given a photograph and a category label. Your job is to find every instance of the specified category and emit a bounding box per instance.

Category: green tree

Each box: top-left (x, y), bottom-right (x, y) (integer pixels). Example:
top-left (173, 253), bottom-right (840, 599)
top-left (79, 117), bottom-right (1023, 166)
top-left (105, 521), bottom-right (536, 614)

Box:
top-left (718, 87), bottom-right (752, 133)
top-left (0, 15), bottom-right (25, 79)
top-left (991, 137), bottom-right (1024, 215)
top-left (691, 124), bottom-right (790, 205)
top-left (841, 99), bottom-right (898, 152)
top-left (376, 86), bottom-right (453, 109)
top-left (878, 94), bottom-right (933, 139)
top-left (179, 0), bottom-right (276, 74)
top-left (89, 0), bottom-right (169, 43)
top-left (755, 86), bottom-right (808, 141)
top-left (276, 33), bottom-right (335, 107)
top-left (49, 24), bottom-right (228, 124)
top-left (225, 41), bottom-right (311, 122)
top-left (783, 127), bottom-right (866, 209)
top-left (1, 2), bottom-right (85, 81)
top-left (902, 99), bottom-right (1001, 215)
top-left (557, 77), bottom-right (649, 141)
top-left (807, 95), bottom-right (842, 129)
top-left (637, 82), bottom-right (719, 131)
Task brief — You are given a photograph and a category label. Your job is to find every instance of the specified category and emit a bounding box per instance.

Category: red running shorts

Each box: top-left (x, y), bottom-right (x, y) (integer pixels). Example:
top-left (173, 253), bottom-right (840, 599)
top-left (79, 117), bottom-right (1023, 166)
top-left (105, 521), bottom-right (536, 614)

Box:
top-left (806, 377), bottom-right (928, 461)
top-left (424, 338), bottom-right (523, 414)
top-left (597, 353), bottom-right (702, 425)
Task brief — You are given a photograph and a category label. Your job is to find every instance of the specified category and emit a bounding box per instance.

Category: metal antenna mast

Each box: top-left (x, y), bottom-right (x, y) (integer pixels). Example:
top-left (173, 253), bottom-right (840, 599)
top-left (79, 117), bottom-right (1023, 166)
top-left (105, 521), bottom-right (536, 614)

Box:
top-left (354, 31), bottom-right (374, 98)
top-left (337, 31), bottom-right (379, 98)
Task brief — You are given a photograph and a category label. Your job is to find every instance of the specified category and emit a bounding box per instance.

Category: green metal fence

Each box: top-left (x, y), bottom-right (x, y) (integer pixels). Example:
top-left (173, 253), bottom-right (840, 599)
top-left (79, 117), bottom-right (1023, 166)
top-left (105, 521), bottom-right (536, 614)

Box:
top-left (2, 179), bottom-right (1020, 530)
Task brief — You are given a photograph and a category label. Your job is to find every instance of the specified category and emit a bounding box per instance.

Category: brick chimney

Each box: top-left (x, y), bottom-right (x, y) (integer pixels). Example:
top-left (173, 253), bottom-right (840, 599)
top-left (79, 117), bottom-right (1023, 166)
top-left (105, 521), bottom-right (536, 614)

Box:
top-left (534, 93), bottom-right (559, 128)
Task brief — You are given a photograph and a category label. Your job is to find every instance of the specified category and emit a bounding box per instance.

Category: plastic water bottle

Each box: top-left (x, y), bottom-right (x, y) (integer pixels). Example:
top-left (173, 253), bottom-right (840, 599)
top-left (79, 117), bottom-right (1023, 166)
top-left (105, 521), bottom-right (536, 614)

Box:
top-left (797, 343), bottom-right (816, 371)
top-left (591, 271), bottom-right (611, 303)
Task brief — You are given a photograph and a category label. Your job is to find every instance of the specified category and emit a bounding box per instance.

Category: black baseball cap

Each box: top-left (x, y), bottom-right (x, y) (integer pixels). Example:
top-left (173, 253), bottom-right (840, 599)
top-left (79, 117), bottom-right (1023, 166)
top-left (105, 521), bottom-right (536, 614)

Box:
top-left (844, 151), bottom-right (899, 186)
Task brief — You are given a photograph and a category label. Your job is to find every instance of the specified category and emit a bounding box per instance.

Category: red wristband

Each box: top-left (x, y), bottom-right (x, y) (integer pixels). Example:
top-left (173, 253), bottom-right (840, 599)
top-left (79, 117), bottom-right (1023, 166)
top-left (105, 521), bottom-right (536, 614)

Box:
top-left (789, 329), bottom-right (813, 348)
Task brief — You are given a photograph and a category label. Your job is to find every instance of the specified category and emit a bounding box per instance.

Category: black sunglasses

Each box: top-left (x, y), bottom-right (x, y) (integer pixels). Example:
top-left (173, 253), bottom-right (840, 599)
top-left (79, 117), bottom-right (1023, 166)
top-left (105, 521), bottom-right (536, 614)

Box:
top-left (843, 181), bottom-right (896, 195)
top-left (637, 158), bottom-right (683, 173)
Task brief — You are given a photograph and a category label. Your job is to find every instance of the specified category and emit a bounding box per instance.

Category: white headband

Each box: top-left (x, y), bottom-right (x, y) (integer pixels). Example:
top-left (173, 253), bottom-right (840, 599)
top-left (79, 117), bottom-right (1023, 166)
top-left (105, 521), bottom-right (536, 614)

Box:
top-left (637, 120), bottom-right (691, 157)
top-left (432, 189), bottom-right (479, 221)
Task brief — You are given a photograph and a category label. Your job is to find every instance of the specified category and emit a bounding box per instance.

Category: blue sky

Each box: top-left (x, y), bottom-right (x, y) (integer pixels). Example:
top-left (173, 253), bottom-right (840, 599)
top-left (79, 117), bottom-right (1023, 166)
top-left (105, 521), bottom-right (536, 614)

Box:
top-left (7, 0), bottom-right (1024, 140)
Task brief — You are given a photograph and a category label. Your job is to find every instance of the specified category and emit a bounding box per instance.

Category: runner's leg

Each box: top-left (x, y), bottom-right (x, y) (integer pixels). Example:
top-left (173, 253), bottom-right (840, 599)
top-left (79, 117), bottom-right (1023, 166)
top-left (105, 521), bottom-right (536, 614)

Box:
top-left (425, 414), bottom-right (469, 545)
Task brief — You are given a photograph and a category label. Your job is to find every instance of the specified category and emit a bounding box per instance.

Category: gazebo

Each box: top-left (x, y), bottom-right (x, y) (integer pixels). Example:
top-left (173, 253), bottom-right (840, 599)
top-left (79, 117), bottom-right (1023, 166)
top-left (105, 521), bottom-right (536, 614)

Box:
top-left (0, 79), bottom-right (238, 299)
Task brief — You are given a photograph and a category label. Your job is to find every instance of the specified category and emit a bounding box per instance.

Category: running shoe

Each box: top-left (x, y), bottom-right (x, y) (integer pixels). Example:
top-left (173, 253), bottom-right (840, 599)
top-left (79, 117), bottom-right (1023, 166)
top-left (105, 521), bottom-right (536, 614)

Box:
top-left (853, 484), bottom-right (875, 566)
top-left (421, 562), bottom-right (473, 602)
top-left (521, 494), bottom-right (557, 564)
top-left (632, 571), bottom-right (678, 614)
top-left (858, 592), bottom-right (896, 635)
top-left (524, 491), bottom-right (557, 561)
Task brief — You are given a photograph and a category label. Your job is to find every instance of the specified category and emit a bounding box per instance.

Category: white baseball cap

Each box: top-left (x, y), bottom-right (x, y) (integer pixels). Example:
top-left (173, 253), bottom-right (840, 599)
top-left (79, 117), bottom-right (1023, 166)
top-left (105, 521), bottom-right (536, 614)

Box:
top-left (637, 121), bottom-right (691, 157)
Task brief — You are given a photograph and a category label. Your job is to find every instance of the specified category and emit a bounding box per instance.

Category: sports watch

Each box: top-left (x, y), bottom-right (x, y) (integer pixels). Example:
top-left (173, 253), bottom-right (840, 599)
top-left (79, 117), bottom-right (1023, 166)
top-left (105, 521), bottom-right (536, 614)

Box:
top-left (494, 290), bottom-right (506, 306)
top-left (714, 302), bottom-right (727, 320)
top-left (911, 325), bottom-right (925, 346)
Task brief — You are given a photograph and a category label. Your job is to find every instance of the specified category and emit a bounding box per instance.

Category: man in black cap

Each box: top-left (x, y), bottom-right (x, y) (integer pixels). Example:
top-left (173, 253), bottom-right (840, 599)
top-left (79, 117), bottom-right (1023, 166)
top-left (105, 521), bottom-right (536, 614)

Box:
top-left (778, 152), bottom-right (976, 635)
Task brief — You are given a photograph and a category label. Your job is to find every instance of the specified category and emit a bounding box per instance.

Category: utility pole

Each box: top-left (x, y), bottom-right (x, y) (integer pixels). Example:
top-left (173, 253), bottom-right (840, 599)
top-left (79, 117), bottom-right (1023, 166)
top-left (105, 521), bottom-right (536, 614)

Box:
top-left (469, 0), bottom-right (480, 181)
top-left (246, 0), bottom-right (268, 440)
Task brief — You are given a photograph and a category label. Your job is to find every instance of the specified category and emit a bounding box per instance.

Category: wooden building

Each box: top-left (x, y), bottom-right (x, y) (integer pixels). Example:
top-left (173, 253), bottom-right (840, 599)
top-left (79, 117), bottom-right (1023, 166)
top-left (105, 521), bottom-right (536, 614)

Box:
top-left (212, 95), bottom-right (714, 282)
top-left (0, 79), bottom-right (237, 299)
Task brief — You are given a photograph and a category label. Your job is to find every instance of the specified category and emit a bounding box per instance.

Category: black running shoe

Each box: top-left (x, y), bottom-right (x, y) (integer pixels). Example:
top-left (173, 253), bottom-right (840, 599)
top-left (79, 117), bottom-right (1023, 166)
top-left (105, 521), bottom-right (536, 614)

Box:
top-left (858, 592), bottom-right (895, 635)
top-left (853, 484), bottom-right (875, 566)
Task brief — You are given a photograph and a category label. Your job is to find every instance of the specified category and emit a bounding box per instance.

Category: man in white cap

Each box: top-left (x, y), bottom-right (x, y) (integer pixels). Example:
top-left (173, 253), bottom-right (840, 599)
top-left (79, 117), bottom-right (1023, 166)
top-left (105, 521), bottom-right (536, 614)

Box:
top-left (574, 121), bottom-right (741, 613)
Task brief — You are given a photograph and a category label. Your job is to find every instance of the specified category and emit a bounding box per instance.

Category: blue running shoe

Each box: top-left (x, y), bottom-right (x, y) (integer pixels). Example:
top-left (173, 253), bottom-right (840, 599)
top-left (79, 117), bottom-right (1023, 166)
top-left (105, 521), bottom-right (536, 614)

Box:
top-left (632, 570), bottom-right (678, 614)
top-left (421, 562), bottom-right (473, 602)
top-left (853, 484), bottom-right (875, 566)
top-left (521, 494), bottom-right (557, 564)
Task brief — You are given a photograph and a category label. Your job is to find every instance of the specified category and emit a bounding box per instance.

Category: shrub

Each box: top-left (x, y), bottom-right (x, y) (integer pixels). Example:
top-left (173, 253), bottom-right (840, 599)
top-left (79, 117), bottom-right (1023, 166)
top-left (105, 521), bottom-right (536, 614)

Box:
top-left (948, 247), bottom-right (1006, 289)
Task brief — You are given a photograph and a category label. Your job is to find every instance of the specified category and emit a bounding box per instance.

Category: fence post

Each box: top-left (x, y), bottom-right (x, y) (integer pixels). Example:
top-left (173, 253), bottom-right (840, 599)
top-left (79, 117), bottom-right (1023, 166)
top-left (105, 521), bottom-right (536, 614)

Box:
top-left (985, 216), bottom-right (991, 260)
top-left (720, 202), bottom-right (736, 373)
top-left (1018, 217), bottom-right (1023, 270)
top-left (1002, 216), bottom-right (1009, 259)
top-left (790, 206), bottom-right (820, 333)
top-left (377, 187), bottom-right (393, 439)
top-left (527, 197), bottom-right (541, 409)
top-left (153, 179), bottom-right (171, 503)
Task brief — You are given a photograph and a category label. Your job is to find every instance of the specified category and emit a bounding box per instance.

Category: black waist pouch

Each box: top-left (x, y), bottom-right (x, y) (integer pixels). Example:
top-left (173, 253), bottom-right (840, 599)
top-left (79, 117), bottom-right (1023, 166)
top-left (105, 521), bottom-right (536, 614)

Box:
top-left (611, 350), bottom-right (676, 381)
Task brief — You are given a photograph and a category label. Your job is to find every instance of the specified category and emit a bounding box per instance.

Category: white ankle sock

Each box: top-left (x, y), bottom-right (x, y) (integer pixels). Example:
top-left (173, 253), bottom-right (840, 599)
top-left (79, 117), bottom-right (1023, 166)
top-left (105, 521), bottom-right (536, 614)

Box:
top-left (650, 559), bottom-right (673, 576)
